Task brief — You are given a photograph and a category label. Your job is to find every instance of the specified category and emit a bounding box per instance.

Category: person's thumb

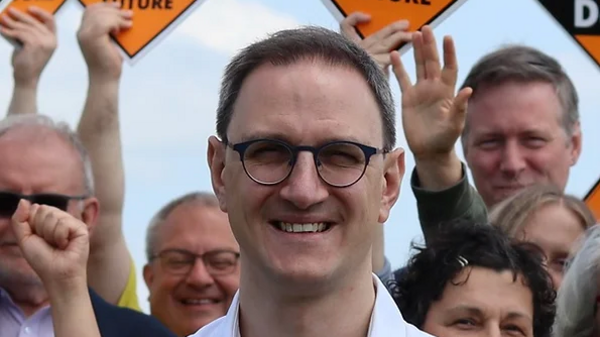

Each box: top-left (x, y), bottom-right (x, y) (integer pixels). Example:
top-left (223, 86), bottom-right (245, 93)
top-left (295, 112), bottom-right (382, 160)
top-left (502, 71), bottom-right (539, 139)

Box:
top-left (11, 199), bottom-right (32, 244)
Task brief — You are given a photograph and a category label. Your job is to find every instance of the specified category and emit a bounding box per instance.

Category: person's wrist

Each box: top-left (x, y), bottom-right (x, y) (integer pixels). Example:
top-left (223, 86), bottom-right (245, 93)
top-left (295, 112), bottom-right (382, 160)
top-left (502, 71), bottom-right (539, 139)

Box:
top-left (13, 73), bottom-right (39, 90)
top-left (414, 150), bottom-right (462, 190)
top-left (45, 274), bottom-right (89, 301)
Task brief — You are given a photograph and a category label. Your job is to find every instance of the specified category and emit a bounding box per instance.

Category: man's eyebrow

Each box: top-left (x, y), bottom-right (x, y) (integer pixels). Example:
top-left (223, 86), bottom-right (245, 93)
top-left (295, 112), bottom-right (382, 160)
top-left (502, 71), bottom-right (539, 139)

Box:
top-left (235, 132), bottom-right (372, 146)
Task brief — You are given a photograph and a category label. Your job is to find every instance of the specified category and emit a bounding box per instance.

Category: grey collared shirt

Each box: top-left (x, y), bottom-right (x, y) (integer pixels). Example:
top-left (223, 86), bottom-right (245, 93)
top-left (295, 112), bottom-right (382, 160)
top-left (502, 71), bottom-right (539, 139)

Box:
top-left (0, 288), bottom-right (54, 337)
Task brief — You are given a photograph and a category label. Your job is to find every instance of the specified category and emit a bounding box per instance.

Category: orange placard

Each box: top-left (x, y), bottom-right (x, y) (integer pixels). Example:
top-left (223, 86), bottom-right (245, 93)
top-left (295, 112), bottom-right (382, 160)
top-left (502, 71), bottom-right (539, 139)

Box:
top-left (78, 0), bottom-right (206, 64)
top-left (321, 0), bottom-right (469, 52)
top-left (535, 0), bottom-right (600, 69)
top-left (585, 178), bottom-right (600, 220)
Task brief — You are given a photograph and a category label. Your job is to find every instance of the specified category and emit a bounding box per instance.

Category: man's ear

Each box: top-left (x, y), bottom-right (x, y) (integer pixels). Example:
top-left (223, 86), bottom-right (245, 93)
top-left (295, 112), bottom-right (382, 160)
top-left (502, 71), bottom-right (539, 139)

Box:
top-left (80, 196), bottom-right (100, 234)
top-left (207, 136), bottom-right (228, 212)
top-left (378, 148), bottom-right (405, 223)
top-left (569, 121), bottom-right (582, 167)
top-left (143, 263), bottom-right (154, 289)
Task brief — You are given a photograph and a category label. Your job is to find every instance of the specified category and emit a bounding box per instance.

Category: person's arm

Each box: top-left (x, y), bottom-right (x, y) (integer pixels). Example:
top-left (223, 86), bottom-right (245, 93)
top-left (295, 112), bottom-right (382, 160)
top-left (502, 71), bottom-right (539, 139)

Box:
top-left (412, 163), bottom-right (488, 243)
top-left (11, 200), bottom-right (101, 337)
top-left (0, 6), bottom-right (56, 116)
top-left (75, 2), bottom-right (136, 307)
top-left (389, 26), bottom-right (486, 245)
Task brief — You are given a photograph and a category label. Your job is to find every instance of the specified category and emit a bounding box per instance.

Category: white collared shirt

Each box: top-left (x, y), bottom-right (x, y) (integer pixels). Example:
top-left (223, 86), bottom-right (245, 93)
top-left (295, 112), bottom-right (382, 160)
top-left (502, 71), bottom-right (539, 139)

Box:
top-left (188, 274), bottom-right (433, 337)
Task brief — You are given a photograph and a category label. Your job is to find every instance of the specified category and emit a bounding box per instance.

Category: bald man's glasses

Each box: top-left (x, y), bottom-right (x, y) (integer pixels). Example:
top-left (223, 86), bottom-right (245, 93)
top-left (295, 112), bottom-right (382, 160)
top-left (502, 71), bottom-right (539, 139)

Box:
top-left (151, 249), bottom-right (240, 276)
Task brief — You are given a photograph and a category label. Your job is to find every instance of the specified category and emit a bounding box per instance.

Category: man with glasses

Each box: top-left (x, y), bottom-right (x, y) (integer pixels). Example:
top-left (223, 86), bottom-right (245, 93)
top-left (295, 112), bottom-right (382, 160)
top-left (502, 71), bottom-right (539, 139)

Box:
top-left (143, 192), bottom-right (240, 337)
top-left (191, 26), bottom-right (431, 337)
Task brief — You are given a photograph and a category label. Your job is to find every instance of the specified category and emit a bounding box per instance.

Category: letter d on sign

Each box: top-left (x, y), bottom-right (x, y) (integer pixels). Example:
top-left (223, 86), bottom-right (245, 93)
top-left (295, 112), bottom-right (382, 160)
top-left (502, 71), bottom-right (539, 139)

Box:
top-left (575, 0), bottom-right (599, 28)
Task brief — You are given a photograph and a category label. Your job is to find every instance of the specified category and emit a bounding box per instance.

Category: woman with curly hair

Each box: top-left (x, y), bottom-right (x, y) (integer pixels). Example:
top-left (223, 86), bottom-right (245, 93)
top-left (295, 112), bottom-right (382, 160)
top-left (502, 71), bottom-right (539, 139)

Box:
top-left (390, 221), bottom-right (556, 337)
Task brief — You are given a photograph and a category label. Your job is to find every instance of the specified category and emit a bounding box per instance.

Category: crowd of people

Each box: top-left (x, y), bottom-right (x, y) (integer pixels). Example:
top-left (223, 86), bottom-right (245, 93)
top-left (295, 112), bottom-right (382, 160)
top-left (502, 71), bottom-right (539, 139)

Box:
top-left (0, 3), bottom-right (599, 337)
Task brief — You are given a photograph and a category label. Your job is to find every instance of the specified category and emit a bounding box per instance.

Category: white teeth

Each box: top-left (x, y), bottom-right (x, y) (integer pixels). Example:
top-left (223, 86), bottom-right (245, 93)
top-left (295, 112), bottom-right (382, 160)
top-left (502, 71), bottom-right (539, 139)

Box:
top-left (182, 299), bottom-right (217, 305)
top-left (278, 222), bottom-right (328, 233)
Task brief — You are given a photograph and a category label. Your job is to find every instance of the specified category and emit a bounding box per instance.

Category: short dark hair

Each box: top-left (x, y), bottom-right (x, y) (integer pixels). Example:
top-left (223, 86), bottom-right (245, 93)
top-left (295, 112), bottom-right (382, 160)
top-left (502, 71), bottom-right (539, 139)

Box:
top-left (216, 26), bottom-right (396, 151)
top-left (460, 45), bottom-right (579, 147)
top-left (391, 221), bottom-right (556, 337)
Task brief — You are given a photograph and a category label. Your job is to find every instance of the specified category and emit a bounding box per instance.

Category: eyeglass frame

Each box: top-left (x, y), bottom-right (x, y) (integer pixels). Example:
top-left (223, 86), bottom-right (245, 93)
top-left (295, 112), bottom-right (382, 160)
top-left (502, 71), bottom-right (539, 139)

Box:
top-left (0, 191), bottom-right (89, 217)
top-left (149, 248), bottom-right (241, 276)
top-left (223, 138), bottom-right (388, 188)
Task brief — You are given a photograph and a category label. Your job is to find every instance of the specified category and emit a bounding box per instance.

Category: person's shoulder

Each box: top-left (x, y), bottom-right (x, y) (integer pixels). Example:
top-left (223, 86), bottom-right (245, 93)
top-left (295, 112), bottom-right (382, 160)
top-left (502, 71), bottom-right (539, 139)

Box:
top-left (89, 289), bottom-right (176, 337)
top-left (188, 316), bottom-right (228, 336)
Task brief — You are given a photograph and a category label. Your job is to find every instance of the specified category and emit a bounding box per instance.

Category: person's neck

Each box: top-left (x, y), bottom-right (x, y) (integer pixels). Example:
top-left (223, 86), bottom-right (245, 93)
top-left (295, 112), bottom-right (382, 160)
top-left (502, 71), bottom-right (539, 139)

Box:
top-left (238, 263), bottom-right (376, 337)
top-left (3, 283), bottom-right (49, 317)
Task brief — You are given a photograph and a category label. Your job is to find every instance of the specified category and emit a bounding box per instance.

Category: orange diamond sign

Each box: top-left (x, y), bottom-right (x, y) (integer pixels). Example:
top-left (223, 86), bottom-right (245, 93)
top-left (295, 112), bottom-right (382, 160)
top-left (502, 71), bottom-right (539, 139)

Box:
top-left (585, 178), bottom-right (600, 220)
top-left (78, 0), bottom-right (207, 64)
top-left (321, 0), bottom-right (469, 53)
top-left (536, 0), bottom-right (600, 68)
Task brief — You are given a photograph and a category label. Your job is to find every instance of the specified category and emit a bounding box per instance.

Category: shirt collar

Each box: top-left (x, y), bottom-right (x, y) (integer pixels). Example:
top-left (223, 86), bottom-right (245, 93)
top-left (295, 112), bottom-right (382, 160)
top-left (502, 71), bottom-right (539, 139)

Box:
top-left (213, 274), bottom-right (431, 337)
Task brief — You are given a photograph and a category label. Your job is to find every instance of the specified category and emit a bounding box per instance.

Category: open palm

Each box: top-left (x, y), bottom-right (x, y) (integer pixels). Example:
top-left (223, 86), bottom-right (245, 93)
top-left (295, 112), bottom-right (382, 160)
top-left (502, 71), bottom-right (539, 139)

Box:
top-left (392, 26), bottom-right (472, 161)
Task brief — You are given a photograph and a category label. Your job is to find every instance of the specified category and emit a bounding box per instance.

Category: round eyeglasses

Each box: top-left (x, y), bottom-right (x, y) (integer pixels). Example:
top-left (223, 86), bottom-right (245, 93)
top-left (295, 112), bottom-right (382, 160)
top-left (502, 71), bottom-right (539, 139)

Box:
top-left (225, 138), bottom-right (387, 188)
top-left (150, 249), bottom-right (240, 276)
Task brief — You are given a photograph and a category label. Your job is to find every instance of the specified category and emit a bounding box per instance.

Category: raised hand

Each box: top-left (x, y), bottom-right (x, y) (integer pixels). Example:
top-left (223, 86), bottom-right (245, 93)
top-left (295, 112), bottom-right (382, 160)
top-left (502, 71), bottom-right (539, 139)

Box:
top-left (0, 6), bottom-right (56, 86)
top-left (341, 12), bottom-right (413, 75)
top-left (392, 25), bottom-right (472, 161)
top-left (77, 2), bottom-right (132, 81)
top-left (11, 200), bottom-right (90, 287)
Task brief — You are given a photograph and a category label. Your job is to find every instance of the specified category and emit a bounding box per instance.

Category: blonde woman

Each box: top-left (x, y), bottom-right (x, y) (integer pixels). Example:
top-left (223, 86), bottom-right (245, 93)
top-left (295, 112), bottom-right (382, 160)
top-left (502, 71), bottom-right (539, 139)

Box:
top-left (489, 184), bottom-right (595, 288)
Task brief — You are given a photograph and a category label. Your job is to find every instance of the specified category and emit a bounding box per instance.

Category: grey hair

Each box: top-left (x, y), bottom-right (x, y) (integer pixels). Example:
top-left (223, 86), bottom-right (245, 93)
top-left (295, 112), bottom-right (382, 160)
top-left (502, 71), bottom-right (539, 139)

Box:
top-left (215, 26), bottom-right (396, 151)
top-left (553, 224), bottom-right (600, 337)
top-left (145, 192), bottom-right (220, 261)
top-left (460, 45), bottom-right (579, 149)
top-left (0, 114), bottom-right (94, 195)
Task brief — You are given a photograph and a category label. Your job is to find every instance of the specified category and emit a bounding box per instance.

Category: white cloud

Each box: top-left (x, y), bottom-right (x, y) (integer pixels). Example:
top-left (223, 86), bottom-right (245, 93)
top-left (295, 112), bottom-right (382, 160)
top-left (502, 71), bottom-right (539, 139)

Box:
top-left (176, 0), bottom-right (301, 55)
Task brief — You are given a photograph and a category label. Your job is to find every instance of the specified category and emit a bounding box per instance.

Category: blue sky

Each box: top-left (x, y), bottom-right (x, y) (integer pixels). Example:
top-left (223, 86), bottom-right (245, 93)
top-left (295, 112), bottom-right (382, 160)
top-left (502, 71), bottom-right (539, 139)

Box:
top-left (0, 0), bottom-right (597, 313)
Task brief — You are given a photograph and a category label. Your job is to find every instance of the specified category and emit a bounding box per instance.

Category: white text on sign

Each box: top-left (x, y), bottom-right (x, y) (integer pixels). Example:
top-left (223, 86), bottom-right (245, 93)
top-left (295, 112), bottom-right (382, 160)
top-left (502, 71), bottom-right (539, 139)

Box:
top-left (575, 0), bottom-right (598, 28)
top-left (103, 0), bottom-right (173, 10)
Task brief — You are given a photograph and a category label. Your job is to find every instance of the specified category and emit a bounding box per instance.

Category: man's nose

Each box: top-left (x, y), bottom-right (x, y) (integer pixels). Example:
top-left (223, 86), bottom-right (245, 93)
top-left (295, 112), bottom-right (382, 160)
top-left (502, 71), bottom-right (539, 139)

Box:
top-left (279, 152), bottom-right (329, 210)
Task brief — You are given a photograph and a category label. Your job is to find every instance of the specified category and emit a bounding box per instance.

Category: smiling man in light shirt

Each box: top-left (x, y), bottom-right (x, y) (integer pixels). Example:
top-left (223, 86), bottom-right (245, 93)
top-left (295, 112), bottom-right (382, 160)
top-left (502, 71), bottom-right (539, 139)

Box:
top-left (189, 26), bottom-right (432, 337)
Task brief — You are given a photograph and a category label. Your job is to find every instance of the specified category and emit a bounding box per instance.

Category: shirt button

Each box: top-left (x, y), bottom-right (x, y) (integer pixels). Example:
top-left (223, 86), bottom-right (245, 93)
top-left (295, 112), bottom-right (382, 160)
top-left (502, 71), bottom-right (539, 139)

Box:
top-left (23, 326), bottom-right (31, 334)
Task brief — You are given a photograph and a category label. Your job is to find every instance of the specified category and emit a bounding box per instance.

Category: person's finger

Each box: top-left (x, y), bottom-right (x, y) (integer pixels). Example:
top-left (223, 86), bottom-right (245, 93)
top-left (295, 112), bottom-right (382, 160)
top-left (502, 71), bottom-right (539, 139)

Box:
top-left (441, 35), bottom-right (458, 87)
top-left (33, 205), bottom-right (48, 237)
top-left (1, 14), bottom-right (21, 29)
top-left (363, 20), bottom-right (409, 49)
top-left (27, 6), bottom-right (56, 33)
top-left (412, 31), bottom-right (425, 81)
top-left (32, 205), bottom-right (52, 238)
top-left (374, 30), bottom-right (412, 53)
top-left (421, 26), bottom-right (441, 80)
top-left (11, 199), bottom-right (32, 244)
top-left (7, 7), bottom-right (43, 29)
top-left (0, 26), bottom-right (19, 39)
top-left (88, 9), bottom-right (132, 35)
top-left (391, 51), bottom-right (412, 93)
top-left (452, 87), bottom-right (473, 120)
top-left (53, 217), bottom-right (73, 250)
top-left (119, 8), bottom-right (133, 19)
top-left (340, 12), bottom-right (370, 43)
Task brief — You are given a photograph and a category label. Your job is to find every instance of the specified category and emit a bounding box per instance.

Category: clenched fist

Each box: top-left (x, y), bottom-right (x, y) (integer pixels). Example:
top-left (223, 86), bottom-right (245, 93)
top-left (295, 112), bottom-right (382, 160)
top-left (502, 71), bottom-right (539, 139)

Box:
top-left (11, 200), bottom-right (90, 287)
